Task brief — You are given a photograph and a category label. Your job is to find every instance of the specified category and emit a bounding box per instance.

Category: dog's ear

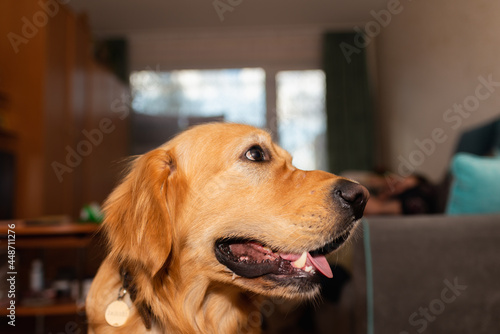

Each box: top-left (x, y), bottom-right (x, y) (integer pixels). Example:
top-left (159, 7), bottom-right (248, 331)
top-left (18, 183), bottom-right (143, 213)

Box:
top-left (103, 148), bottom-right (179, 276)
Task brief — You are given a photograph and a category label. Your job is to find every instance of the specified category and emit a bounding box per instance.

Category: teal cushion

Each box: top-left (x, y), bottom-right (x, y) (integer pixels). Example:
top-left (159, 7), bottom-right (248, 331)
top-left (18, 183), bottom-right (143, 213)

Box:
top-left (446, 153), bottom-right (500, 215)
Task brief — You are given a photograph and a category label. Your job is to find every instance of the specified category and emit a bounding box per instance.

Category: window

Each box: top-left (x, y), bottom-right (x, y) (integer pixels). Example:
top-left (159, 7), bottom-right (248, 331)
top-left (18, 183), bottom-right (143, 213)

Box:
top-left (130, 68), bottom-right (327, 170)
top-left (276, 70), bottom-right (327, 171)
top-left (130, 68), bottom-right (266, 127)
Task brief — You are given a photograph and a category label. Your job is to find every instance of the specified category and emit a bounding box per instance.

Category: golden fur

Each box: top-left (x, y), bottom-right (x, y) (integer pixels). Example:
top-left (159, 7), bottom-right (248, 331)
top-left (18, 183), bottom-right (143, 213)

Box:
top-left (86, 123), bottom-right (368, 333)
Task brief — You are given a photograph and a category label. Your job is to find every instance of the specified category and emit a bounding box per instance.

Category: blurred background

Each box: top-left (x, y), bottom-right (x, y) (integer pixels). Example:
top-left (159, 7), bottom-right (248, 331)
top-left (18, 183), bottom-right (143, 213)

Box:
top-left (1, 0), bottom-right (500, 333)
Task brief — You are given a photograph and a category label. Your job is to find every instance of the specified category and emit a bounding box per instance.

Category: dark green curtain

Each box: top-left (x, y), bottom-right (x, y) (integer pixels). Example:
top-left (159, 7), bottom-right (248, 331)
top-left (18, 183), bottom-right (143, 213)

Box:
top-left (323, 32), bottom-right (374, 174)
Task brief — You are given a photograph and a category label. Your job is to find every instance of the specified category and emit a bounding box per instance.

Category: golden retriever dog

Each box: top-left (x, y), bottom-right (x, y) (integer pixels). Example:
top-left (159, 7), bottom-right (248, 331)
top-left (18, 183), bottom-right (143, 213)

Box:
top-left (86, 123), bottom-right (368, 334)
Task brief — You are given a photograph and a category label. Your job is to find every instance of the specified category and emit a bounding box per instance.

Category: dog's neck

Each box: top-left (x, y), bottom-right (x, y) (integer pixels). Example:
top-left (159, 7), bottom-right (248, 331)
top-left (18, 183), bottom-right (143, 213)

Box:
top-left (121, 265), bottom-right (263, 333)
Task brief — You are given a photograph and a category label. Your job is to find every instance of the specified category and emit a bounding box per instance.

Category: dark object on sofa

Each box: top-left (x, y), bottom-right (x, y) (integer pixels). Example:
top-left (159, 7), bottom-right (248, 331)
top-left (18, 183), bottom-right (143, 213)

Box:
top-left (454, 117), bottom-right (500, 156)
top-left (347, 215), bottom-right (500, 334)
top-left (436, 117), bottom-right (500, 212)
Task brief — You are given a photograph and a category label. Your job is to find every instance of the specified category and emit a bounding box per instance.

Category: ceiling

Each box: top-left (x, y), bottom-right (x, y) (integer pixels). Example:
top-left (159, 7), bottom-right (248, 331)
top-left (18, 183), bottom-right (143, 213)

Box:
top-left (68, 0), bottom-right (389, 35)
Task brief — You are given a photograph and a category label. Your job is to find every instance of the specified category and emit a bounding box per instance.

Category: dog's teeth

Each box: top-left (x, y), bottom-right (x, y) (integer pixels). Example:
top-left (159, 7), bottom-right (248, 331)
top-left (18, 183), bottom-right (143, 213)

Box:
top-left (232, 273), bottom-right (239, 281)
top-left (304, 266), bottom-right (313, 273)
top-left (292, 251), bottom-right (308, 269)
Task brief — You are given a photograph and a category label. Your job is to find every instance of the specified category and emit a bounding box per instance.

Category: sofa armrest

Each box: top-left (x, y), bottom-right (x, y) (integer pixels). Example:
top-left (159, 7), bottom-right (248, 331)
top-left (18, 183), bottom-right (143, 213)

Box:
top-left (350, 214), bottom-right (500, 334)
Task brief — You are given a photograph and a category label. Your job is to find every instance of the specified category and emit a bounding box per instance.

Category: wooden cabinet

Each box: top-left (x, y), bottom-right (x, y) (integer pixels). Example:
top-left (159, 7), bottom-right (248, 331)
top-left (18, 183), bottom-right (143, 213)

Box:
top-left (0, 0), bottom-right (129, 220)
top-left (0, 2), bottom-right (123, 332)
top-left (0, 221), bottom-right (104, 333)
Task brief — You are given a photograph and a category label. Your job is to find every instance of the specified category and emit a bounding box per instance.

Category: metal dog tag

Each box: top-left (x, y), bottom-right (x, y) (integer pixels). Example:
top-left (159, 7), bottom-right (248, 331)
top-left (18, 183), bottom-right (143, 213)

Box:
top-left (105, 287), bottom-right (130, 327)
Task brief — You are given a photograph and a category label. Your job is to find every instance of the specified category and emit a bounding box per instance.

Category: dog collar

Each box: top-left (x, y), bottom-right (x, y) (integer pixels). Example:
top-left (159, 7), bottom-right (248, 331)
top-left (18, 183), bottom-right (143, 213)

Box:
top-left (120, 267), bottom-right (154, 330)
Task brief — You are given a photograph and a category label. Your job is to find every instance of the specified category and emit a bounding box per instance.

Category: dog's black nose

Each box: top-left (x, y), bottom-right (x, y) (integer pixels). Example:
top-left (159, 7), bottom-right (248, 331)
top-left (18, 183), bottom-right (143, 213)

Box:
top-left (332, 179), bottom-right (370, 220)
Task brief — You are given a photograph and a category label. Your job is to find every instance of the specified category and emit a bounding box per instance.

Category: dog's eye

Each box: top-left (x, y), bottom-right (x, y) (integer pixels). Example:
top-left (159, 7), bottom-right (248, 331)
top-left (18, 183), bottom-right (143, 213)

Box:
top-left (245, 146), bottom-right (266, 162)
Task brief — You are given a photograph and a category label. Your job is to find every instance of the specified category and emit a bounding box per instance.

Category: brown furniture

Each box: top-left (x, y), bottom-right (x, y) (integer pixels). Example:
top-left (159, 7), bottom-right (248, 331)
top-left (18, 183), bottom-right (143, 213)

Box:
top-left (0, 0), bottom-right (129, 220)
top-left (0, 221), bottom-right (103, 333)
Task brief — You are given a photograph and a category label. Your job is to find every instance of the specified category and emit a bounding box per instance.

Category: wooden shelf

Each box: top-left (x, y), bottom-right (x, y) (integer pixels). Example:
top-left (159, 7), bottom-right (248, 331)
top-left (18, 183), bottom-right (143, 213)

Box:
top-left (0, 222), bottom-right (100, 248)
top-left (0, 222), bottom-right (99, 317)
top-left (0, 221), bottom-right (100, 235)
top-left (1, 236), bottom-right (96, 248)
top-left (0, 302), bottom-right (84, 317)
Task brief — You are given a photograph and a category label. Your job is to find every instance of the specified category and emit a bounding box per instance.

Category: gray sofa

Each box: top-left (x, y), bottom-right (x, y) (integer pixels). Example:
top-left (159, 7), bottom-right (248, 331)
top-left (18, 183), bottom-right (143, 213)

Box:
top-left (263, 214), bottom-right (500, 334)
top-left (337, 214), bottom-right (500, 334)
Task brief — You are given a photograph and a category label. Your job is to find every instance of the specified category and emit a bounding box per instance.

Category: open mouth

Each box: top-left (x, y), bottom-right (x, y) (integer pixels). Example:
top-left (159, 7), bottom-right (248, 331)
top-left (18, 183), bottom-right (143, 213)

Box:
top-left (214, 230), bottom-right (351, 282)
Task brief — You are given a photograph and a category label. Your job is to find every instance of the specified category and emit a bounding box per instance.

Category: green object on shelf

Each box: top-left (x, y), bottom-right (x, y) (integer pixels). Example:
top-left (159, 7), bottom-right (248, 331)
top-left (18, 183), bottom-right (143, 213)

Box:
top-left (79, 202), bottom-right (104, 223)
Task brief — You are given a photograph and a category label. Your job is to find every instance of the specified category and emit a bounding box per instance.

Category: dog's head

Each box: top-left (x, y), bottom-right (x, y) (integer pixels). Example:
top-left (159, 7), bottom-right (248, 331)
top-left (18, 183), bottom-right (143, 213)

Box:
top-left (104, 123), bottom-right (368, 300)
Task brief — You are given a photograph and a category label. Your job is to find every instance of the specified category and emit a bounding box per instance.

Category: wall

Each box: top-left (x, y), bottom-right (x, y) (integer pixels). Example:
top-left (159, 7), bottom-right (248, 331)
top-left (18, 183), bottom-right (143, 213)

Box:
top-left (127, 26), bottom-right (325, 71)
top-left (375, 0), bottom-right (500, 182)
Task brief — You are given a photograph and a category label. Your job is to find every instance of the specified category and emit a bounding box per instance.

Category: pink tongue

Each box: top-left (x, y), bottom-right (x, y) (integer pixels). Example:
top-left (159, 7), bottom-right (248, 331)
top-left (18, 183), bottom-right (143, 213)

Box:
top-left (307, 253), bottom-right (333, 278)
top-left (280, 252), bottom-right (333, 278)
